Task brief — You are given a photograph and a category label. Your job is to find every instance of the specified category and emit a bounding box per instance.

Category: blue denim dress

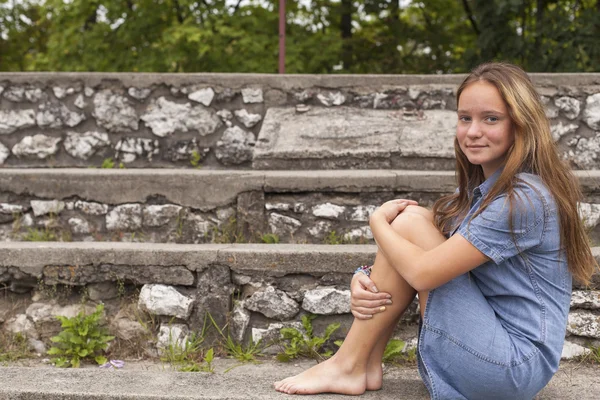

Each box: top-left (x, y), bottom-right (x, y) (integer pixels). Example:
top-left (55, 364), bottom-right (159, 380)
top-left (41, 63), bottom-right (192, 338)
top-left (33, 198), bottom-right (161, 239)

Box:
top-left (417, 169), bottom-right (572, 399)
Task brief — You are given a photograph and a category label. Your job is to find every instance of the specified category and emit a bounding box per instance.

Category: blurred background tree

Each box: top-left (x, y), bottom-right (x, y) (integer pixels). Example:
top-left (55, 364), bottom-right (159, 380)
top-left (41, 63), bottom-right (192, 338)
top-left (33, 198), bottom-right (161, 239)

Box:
top-left (0, 0), bottom-right (598, 73)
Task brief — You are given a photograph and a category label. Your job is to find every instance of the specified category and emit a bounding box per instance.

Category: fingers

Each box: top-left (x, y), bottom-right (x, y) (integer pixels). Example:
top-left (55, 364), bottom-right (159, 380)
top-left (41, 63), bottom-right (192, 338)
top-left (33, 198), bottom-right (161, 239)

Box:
top-left (351, 310), bottom-right (374, 320)
top-left (355, 273), bottom-right (379, 293)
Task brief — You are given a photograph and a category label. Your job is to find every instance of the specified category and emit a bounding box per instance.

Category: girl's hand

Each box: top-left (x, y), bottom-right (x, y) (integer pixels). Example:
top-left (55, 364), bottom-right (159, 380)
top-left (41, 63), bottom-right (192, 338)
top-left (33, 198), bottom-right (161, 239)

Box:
top-left (350, 272), bottom-right (392, 319)
top-left (371, 199), bottom-right (419, 224)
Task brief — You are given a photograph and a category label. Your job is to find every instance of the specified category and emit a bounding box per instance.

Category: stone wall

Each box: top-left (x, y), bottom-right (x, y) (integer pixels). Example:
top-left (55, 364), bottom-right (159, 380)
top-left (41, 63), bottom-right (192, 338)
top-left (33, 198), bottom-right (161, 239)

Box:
top-left (0, 73), bottom-right (599, 169)
top-left (1, 244), bottom-right (598, 361)
top-left (2, 171), bottom-right (600, 245)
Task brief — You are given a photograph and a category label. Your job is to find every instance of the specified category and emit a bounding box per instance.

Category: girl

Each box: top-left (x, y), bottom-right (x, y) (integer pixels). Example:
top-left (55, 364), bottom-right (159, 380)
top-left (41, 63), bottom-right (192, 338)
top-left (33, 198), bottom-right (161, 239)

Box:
top-left (273, 62), bottom-right (597, 399)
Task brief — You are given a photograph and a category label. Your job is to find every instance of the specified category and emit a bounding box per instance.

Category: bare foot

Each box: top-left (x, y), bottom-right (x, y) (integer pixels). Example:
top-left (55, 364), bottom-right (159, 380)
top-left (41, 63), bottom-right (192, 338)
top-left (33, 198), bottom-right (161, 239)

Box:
top-left (366, 360), bottom-right (383, 391)
top-left (273, 356), bottom-right (367, 395)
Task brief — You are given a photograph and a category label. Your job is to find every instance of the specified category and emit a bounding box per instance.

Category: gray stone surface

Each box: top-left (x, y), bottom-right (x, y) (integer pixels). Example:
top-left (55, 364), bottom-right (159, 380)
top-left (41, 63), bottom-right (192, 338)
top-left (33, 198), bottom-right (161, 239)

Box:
top-left (67, 217), bottom-right (90, 234)
top-left (567, 310), bottom-right (600, 339)
top-left (106, 204), bottom-right (143, 231)
top-left (43, 263), bottom-right (195, 286)
top-left (241, 88), bottom-right (263, 103)
top-left (215, 126), bottom-right (256, 165)
top-left (36, 101), bottom-right (85, 128)
top-left (561, 340), bottom-right (591, 360)
top-left (92, 90), bottom-right (139, 132)
top-left (551, 121), bottom-right (578, 142)
top-left (554, 96), bottom-right (581, 120)
top-left (583, 93), bottom-right (600, 130)
top-left (267, 213), bottom-right (302, 236)
top-left (188, 87), bottom-right (214, 106)
top-left (0, 109), bottom-right (36, 134)
top-left (138, 284), bottom-right (194, 319)
top-left (30, 200), bottom-right (65, 217)
top-left (156, 323), bottom-right (189, 353)
top-left (244, 286), bottom-right (300, 320)
top-left (253, 107), bottom-right (455, 169)
top-left (571, 290), bottom-right (600, 310)
top-left (12, 135), bottom-right (62, 159)
top-left (143, 205), bottom-right (182, 227)
top-left (302, 287), bottom-right (351, 314)
top-left (234, 109), bottom-right (262, 128)
top-left (312, 203), bottom-right (346, 220)
top-left (140, 97), bottom-right (221, 137)
top-left (1, 359), bottom-right (597, 399)
top-left (63, 131), bottom-right (110, 160)
top-left (115, 137), bottom-right (160, 163)
top-left (87, 281), bottom-right (119, 301)
top-left (0, 142), bottom-right (9, 164)
top-left (231, 301), bottom-right (251, 343)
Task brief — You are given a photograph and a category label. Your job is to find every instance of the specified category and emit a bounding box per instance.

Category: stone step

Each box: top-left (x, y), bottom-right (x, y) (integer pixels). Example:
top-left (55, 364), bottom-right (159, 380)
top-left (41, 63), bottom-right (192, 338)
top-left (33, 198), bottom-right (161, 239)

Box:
top-left (0, 360), bottom-right (598, 399)
top-left (1, 169), bottom-right (600, 245)
top-left (1, 169), bottom-right (598, 211)
top-left (2, 243), bottom-right (598, 293)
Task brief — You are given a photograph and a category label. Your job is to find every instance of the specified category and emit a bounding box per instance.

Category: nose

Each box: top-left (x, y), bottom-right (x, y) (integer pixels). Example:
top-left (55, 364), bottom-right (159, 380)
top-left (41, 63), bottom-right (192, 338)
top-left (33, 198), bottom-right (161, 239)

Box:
top-left (466, 121), bottom-right (482, 139)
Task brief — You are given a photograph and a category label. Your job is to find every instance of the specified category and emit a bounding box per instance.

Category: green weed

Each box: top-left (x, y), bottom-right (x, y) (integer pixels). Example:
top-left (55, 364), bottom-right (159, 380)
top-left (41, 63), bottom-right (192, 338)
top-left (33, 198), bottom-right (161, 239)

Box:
top-left (323, 230), bottom-right (346, 245)
top-left (190, 150), bottom-right (202, 168)
top-left (276, 315), bottom-right (340, 362)
top-left (101, 158), bottom-right (125, 169)
top-left (211, 217), bottom-right (245, 244)
top-left (160, 317), bottom-right (214, 372)
top-left (47, 304), bottom-right (114, 368)
top-left (260, 233), bottom-right (280, 244)
top-left (207, 313), bottom-right (264, 364)
top-left (0, 332), bottom-right (34, 363)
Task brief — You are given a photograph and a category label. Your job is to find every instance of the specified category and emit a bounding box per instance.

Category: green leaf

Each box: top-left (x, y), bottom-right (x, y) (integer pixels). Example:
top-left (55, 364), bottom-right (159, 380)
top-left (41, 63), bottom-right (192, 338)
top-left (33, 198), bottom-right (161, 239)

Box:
top-left (47, 347), bottom-right (62, 355)
top-left (204, 348), bottom-right (214, 363)
top-left (95, 355), bottom-right (107, 365)
top-left (382, 339), bottom-right (406, 362)
top-left (70, 336), bottom-right (83, 344)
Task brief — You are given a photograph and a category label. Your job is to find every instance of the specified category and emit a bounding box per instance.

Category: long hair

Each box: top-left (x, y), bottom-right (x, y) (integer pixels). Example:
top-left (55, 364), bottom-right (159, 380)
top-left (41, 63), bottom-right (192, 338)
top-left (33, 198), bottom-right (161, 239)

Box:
top-left (432, 62), bottom-right (597, 285)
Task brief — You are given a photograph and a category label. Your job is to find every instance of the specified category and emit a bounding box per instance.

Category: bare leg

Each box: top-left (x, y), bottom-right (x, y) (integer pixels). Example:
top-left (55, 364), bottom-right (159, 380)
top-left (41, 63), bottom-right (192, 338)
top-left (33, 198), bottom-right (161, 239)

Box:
top-left (274, 207), bottom-right (446, 395)
top-left (364, 207), bottom-right (442, 390)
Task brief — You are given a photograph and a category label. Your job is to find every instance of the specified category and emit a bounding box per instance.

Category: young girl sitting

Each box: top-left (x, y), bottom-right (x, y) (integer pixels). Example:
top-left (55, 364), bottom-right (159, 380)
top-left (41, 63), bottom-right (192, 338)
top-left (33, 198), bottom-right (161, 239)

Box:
top-left (273, 62), bottom-right (597, 399)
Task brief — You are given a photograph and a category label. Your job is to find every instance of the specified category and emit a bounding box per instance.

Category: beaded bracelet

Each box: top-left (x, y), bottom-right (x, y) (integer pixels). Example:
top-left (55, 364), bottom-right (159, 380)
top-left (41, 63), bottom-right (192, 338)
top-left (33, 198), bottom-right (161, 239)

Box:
top-left (354, 265), bottom-right (372, 277)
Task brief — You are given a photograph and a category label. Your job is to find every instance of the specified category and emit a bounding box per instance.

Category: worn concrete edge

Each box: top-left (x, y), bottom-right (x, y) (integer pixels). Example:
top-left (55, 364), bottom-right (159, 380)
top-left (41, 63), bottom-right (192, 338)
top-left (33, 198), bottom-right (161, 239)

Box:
top-left (0, 170), bottom-right (599, 209)
top-left (0, 361), bottom-right (599, 400)
top-left (1, 72), bottom-right (600, 88)
top-left (0, 243), bottom-right (377, 277)
top-left (2, 243), bottom-right (599, 285)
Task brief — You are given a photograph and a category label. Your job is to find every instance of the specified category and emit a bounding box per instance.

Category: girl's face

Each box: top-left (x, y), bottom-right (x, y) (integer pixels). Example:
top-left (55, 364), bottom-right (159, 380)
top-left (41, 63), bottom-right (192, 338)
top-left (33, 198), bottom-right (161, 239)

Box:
top-left (456, 81), bottom-right (515, 179)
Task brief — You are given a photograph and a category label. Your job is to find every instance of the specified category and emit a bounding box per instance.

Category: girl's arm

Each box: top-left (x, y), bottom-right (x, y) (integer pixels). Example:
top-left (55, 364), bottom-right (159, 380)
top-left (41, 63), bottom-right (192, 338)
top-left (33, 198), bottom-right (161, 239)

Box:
top-left (370, 201), bottom-right (489, 292)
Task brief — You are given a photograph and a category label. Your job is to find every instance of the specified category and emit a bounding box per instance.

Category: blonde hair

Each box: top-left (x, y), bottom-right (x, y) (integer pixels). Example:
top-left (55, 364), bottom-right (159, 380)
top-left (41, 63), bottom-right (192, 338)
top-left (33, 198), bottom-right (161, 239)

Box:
top-left (433, 62), bottom-right (597, 285)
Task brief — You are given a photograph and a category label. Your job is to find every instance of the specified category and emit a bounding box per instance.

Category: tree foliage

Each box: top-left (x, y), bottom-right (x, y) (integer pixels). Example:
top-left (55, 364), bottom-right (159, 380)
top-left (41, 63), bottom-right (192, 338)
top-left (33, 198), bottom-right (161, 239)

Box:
top-left (0, 0), bottom-right (598, 73)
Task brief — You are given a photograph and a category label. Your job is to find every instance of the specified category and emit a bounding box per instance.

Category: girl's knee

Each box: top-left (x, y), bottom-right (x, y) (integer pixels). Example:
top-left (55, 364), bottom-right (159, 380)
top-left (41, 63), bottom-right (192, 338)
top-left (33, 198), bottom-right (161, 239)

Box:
top-left (402, 205), bottom-right (433, 221)
top-left (390, 209), bottom-right (430, 234)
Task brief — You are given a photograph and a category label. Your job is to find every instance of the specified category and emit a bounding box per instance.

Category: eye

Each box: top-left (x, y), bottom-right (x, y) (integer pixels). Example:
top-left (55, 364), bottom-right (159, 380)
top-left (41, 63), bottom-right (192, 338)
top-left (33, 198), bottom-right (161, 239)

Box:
top-left (458, 115), bottom-right (471, 122)
top-left (486, 116), bottom-right (499, 123)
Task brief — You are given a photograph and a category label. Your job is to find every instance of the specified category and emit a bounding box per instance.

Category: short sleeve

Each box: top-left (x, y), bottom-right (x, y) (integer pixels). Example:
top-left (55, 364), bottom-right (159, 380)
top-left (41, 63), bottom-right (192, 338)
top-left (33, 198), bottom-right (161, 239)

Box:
top-left (457, 183), bottom-right (547, 265)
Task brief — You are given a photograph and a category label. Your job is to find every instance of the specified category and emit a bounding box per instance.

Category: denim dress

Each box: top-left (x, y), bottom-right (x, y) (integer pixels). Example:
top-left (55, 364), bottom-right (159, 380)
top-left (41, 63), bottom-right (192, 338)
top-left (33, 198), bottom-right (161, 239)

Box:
top-left (417, 169), bottom-right (572, 399)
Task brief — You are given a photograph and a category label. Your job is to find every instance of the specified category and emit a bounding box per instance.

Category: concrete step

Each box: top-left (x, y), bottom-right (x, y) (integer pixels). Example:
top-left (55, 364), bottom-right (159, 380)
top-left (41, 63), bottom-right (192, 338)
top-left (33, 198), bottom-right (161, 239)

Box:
top-left (2, 169), bottom-right (600, 245)
top-left (2, 242), bottom-right (599, 288)
top-left (1, 169), bottom-right (600, 211)
top-left (0, 360), bottom-right (598, 399)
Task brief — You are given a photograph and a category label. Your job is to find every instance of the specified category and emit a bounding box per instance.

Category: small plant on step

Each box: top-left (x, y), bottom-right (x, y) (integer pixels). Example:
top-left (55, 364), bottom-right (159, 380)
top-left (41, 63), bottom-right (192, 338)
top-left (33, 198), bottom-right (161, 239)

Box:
top-left (190, 150), bottom-right (202, 169)
top-left (276, 314), bottom-right (340, 362)
top-left (0, 332), bottom-right (34, 363)
top-left (47, 304), bottom-right (114, 368)
top-left (260, 233), bottom-right (280, 244)
top-left (207, 313), bottom-right (264, 364)
top-left (323, 230), bottom-right (346, 245)
top-left (160, 317), bottom-right (214, 372)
